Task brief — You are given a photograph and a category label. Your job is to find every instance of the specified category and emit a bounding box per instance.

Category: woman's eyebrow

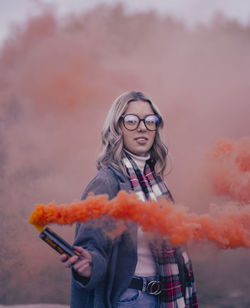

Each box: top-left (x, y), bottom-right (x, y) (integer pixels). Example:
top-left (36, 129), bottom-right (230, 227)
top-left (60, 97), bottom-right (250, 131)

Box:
top-left (124, 113), bottom-right (155, 117)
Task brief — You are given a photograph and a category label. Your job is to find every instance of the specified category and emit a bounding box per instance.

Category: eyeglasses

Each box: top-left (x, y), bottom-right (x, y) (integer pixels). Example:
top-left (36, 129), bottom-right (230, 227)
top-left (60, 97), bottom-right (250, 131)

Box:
top-left (121, 114), bottom-right (161, 131)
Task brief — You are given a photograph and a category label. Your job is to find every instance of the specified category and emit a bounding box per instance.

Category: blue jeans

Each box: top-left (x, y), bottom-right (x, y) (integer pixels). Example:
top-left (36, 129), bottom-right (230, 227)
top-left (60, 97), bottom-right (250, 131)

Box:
top-left (117, 276), bottom-right (158, 308)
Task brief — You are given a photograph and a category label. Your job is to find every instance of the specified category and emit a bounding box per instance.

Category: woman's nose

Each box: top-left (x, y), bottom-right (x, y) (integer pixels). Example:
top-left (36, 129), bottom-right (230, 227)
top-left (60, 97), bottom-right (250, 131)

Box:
top-left (137, 119), bottom-right (147, 131)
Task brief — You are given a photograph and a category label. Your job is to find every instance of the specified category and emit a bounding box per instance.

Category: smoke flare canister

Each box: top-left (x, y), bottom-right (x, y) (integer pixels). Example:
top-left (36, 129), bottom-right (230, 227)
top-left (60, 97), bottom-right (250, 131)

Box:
top-left (39, 227), bottom-right (80, 258)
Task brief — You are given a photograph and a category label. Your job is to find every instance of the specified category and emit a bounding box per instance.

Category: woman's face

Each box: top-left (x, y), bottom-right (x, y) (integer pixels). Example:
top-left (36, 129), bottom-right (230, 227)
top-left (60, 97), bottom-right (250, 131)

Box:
top-left (120, 100), bottom-right (157, 157)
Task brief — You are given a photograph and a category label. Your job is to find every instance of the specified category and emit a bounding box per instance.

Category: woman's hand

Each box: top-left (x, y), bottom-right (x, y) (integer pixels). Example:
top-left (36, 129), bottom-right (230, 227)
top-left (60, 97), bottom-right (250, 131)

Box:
top-left (60, 246), bottom-right (92, 278)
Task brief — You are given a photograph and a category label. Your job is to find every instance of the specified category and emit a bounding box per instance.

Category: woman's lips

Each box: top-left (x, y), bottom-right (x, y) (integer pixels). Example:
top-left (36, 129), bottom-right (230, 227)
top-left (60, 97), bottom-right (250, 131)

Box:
top-left (134, 137), bottom-right (148, 145)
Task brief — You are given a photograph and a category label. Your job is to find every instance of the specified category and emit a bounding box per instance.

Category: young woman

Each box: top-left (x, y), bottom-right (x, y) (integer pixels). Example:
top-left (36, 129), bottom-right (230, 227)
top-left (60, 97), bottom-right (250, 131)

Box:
top-left (61, 91), bottom-right (198, 307)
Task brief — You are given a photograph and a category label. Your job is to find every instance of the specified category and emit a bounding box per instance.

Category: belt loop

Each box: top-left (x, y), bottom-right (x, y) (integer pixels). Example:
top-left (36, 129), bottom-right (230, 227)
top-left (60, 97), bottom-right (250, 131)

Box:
top-left (142, 277), bottom-right (147, 292)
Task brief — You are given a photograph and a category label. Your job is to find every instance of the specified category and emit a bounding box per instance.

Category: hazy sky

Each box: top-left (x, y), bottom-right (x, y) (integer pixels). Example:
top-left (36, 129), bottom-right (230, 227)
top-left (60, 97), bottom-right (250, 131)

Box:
top-left (1, 0), bottom-right (250, 44)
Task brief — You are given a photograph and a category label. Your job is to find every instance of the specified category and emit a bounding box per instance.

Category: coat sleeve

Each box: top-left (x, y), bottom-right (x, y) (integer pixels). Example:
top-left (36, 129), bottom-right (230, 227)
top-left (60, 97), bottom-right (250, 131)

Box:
top-left (72, 168), bottom-right (120, 290)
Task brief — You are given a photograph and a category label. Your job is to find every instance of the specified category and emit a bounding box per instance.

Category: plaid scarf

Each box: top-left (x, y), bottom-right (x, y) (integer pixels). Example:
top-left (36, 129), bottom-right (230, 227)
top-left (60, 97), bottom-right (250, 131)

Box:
top-left (123, 153), bottom-right (198, 308)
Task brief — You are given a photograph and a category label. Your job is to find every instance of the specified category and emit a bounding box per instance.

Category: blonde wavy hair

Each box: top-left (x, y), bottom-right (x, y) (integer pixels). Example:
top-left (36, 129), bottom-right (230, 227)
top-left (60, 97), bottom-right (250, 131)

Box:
top-left (97, 91), bottom-right (168, 177)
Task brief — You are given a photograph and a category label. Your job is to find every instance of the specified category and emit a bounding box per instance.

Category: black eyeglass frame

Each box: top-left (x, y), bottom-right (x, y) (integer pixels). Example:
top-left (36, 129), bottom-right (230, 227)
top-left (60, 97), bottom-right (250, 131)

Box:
top-left (120, 114), bottom-right (162, 131)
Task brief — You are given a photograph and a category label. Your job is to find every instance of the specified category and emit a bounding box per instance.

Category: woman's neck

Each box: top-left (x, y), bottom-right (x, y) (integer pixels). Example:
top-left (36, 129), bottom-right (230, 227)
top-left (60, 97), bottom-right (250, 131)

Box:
top-left (124, 150), bottom-right (150, 172)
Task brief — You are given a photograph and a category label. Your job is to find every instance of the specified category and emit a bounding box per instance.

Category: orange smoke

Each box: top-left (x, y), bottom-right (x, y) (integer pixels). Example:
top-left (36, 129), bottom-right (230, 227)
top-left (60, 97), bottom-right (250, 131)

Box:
top-left (29, 190), bottom-right (250, 249)
top-left (0, 12), bottom-right (127, 115)
top-left (208, 137), bottom-right (250, 203)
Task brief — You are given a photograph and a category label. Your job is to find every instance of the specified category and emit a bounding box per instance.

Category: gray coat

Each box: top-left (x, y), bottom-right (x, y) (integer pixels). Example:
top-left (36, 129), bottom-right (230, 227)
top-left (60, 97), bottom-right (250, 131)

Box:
top-left (70, 166), bottom-right (186, 308)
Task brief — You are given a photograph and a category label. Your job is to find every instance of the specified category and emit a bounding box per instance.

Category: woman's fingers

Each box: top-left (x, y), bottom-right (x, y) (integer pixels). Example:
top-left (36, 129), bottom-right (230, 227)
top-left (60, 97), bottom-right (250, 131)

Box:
top-left (75, 260), bottom-right (92, 277)
top-left (73, 246), bottom-right (92, 261)
top-left (60, 246), bottom-right (93, 277)
top-left (73, 258), bottom-right (90, 271)
top-left (60, 253), bottom-right (68, 262)
top-left (64, 255), bottom-right (79, 268)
